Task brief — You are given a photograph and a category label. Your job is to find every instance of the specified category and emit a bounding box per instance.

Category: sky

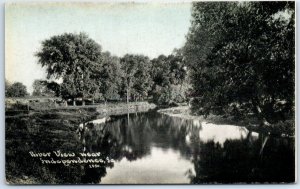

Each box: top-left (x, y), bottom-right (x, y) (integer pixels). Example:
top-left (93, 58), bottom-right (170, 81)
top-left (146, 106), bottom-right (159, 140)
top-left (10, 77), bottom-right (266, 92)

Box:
top-left (5, 2), bottom-right (192, 93)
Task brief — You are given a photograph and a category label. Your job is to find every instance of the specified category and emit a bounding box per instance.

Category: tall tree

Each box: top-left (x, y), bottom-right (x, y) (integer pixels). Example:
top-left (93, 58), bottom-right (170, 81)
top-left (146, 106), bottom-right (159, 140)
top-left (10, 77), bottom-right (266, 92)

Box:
top-left (120, 54), bottom-right (152, 103)
top-left (36, 32), bottom-right (102, 105)
top-left (98, 52), bottom-right (123, 102)
top-left (184, 2), bottom-right (295, 127)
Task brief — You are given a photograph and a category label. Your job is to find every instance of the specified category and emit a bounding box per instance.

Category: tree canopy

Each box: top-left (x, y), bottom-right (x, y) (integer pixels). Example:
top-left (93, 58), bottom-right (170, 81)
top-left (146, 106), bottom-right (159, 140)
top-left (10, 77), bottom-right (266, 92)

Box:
top-left (32, 79), bottom-right (58, 97)
top-left (97, 52), bottom-right (123, 101)
top-left (150, 52), bottom-right (189, 105)
top-left (184, 1), bottom-right (295, 126)
top-left (120, 54), bottom-right (153, 102)
top-left (6, 82), bottom-right (29, 97)
top-left (36, 32), bottom-right (102, 100)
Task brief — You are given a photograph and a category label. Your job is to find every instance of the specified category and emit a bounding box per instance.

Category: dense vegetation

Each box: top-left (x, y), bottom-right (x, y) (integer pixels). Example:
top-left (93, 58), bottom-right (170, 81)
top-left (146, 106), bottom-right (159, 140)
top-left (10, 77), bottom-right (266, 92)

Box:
top-left (33, 33), bottom-right (189, 105)
top-left (183, 1), bottom-right (294, 127)
top-left (7, 1), bottom-right (294, 128)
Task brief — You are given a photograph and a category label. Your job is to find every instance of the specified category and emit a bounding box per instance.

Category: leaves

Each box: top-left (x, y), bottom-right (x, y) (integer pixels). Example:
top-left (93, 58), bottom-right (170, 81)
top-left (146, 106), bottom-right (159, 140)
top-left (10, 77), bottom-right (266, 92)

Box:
top-left (6, 82), bottom-right (29, 97)
top-left (36, 33), bottom-right (103, 100)
top-left (120, 54), bottom-right (152, 101)
top-left (184, 2), bottom-right (295, 124)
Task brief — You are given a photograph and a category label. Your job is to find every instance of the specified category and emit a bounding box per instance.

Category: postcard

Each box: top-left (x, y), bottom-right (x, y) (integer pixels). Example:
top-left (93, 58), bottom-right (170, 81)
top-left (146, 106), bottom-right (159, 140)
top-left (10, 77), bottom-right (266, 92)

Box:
top-left (5, 1), bottom-right (296, 184)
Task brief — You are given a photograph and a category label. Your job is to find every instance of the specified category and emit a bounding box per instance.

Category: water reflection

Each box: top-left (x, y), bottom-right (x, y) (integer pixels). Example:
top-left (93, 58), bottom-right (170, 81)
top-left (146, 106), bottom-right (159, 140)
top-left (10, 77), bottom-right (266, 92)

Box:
top-left (79, 111), bottom-right (294, 184)
top-left (5, 111), bottom-right (295, 184)
top-left (187, 134), bottom-right (295, 183)
top-left (101, 147), bottom-right (193, 184)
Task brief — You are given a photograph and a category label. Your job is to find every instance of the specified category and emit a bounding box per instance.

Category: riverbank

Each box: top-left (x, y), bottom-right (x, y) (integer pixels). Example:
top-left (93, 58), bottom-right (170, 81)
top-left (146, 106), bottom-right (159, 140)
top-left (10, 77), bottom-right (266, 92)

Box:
top-left (158, 106), bottom-right (254, 125)
top-left (6, 108), bottom-right (89, 184)
top-left (158, 106), bottom-right (295, 137)
top-left (6, 101), bottom-right (156, 116)
top-left (5, 100), bottom-right (158, 184)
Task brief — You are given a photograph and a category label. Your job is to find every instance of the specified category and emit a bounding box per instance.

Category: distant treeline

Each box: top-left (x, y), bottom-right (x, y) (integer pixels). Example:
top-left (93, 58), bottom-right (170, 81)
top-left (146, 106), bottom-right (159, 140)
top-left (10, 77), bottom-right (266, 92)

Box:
top-left (6, 2), bottom-right (295, 129)
top-left (5, 81), bottom-right (29, 98)
top-left (6, 34), bottom-right (190, 106)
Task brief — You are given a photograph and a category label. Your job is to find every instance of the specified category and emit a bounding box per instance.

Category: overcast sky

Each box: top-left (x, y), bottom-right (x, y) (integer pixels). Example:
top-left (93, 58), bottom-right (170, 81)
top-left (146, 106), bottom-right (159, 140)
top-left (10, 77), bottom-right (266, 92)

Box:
top-left (5, 2), bottom-right (191, 93)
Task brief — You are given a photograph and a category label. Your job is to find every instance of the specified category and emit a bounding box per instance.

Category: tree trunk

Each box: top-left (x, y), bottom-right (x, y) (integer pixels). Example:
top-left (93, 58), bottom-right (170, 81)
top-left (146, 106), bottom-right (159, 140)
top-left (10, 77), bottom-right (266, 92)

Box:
top-left (127, 88), bottom-right (130, 104)
top-left (82, 99), bottom-right (85, 106)
top-left (73, 99), bottom-right (76, 106)
top-left (127, 112), bottom-right (130, 126)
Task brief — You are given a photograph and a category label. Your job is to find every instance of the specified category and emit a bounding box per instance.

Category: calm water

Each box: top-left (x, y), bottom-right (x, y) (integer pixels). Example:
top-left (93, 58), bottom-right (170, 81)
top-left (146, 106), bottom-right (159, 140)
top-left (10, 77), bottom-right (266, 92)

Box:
top-left (6, 111), bottom-right (295, 184)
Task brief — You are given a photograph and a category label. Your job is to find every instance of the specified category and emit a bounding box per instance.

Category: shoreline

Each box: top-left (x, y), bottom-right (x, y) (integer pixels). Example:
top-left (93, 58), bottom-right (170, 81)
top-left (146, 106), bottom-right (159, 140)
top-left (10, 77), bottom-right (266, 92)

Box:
top-left (158, 106), bottom-right (295, 138)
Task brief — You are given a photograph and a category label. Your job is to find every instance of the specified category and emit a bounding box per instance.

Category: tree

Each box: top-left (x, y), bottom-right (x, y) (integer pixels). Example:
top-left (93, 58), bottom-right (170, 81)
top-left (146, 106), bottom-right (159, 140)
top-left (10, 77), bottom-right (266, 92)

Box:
top-left (150, 52), bottom-right (189, 105)
top-left (184, 2), bottom-right (295, 127)
top-left (97, 52), bottom-right (123, 102)
top-left (120, 54), bottom-right (152, 103)
top-left (46, 81), bottom-right (61, 97)
top-left (36, 32), bottom-right (103, 105)
top-left (6, 82), bottom-right (29, 97)
top-left (32, 79), bottom-right (53, 97)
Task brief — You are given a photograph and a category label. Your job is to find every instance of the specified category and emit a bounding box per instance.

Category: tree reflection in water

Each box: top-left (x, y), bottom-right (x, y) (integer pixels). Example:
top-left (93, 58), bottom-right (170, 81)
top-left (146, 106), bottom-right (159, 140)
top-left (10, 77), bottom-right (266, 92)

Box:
top-left (79, 112), bottom-right (198, 183)
top-left (187, 133), bottom-right (295, 183)
top-left (7, 111), bottom-right (293, 184)
top-left (80, 111), bottom-right (295, 183)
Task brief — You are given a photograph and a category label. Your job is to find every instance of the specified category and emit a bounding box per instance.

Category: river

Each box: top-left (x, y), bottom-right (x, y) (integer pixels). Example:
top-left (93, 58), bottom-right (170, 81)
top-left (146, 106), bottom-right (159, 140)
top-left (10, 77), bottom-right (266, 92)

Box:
top-left (5, 110), bottom-right (295, 184)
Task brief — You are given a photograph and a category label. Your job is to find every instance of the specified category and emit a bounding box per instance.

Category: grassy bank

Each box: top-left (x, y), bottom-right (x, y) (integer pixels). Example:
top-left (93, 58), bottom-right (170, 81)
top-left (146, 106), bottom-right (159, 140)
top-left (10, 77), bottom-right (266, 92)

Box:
top-left (5, 107), bottom-right (103, 184)
top-left (5, 102), bottom-right (156, 184)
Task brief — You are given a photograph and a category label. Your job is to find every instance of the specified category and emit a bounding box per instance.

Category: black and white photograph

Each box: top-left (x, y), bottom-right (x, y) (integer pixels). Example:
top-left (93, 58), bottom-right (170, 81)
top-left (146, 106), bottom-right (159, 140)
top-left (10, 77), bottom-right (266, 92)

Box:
top-left (4, 0), bottom-right (296, 184)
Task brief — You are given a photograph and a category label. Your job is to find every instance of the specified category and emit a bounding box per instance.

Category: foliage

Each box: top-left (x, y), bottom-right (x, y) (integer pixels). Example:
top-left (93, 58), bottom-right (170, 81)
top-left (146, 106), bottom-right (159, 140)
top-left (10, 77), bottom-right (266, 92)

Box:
top-left (153, 84), bottom-right (189, 105)
top-left (150, 52), bottom-right (189, 105)
top-left (97, 52), bottom-right (123, 101)
top-left (6, 82), bottom-right (29, 97)
top-left (120, 54), bottom-right (153, 102)
top-left (184, 2), bottom-right (295, 125)
top-left (46, 81), bottom-right (61, 97)
top-left (36, 32), bottom-right (102, 100)
top-left (32, 79), bottom-right (58, 97)
top-left (35, 32), bottom-right (190, 105)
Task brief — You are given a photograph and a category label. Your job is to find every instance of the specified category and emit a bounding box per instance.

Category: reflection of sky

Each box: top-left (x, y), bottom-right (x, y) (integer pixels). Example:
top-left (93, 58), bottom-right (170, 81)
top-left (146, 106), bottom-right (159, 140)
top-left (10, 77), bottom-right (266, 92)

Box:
top-left (86, 113), bottom-right (260, 184)
top-left (186, 120), bottom-right (259, 146)
top-left (101, 147), bottom-right (193, 184)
